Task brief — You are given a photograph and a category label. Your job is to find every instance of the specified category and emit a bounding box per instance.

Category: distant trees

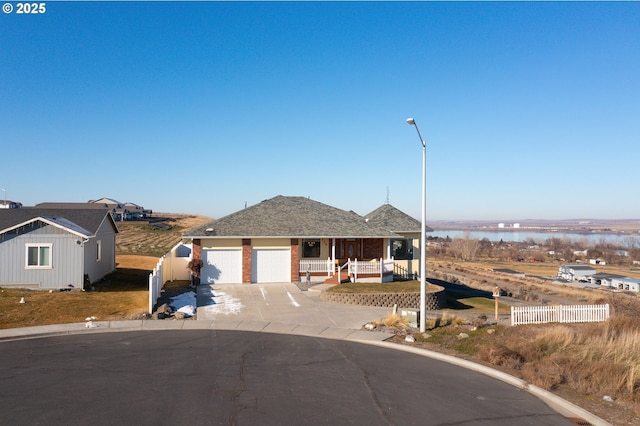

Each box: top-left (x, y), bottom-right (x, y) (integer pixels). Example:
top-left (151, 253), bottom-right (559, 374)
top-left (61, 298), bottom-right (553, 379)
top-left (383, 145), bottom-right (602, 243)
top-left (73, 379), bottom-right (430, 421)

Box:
top-left (448, 232), bottom-right (480, 261)
top-left (428, 233), bottom-right (639, 266)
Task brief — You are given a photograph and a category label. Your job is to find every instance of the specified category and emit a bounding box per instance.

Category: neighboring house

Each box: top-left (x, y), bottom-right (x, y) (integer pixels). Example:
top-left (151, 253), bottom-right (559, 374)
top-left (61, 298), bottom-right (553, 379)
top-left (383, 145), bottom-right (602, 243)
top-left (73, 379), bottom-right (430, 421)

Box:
top-left (611, 277), bottom-right (640, 292)
top-left (0, 208), bottom-right (118, 290)
top-left (0, 200), bottom-right (23, 209)
top-left (88, 198), bottom-right (150, 221)
top-left (123, 202), bottom-right (152, 219)
top-left (183, 195), bottom-right (431, 285)
top-left (591, 273), bottom-right (640, 292)
top-left (590, 272), bottom-right (626, 288)
top-left (557, 264), bottom-right (596, 281)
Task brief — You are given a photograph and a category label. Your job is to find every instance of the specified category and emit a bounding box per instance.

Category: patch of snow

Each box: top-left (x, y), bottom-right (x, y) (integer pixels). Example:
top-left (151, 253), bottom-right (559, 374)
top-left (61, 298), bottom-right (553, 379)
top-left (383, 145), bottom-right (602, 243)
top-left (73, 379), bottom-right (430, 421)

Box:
top-left (170, 291), bottom-right (197, 317)
top-left (202, 289), bottom-right (245, 318)
top-left (286, 291), bottom-right (301, 307)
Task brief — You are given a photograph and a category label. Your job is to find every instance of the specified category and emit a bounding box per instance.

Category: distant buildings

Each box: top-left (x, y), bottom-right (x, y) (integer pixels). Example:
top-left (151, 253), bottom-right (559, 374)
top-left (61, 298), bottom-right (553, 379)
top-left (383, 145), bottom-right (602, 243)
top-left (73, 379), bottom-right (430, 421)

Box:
top-left (4, 197), bottom-right (151, 222)
top-left (558, 264), bottom-right (639, 293)
top-left (0, 200), bottom-right (23, 209)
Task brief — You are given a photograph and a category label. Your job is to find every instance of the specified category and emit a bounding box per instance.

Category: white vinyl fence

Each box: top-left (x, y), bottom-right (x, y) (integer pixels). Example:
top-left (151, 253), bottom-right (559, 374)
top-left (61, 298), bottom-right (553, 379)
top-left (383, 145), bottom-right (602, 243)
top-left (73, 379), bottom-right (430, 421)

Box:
top-left (148, 242), bottom-right (193, 314)
top-left (511, 304), bottom-right (610, 326)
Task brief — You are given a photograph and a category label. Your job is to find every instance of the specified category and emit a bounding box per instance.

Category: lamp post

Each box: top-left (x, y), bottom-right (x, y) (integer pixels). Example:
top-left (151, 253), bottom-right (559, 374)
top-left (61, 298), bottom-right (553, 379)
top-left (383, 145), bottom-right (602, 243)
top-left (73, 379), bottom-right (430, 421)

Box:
top-left (406, 117), bottom-right (427, 332)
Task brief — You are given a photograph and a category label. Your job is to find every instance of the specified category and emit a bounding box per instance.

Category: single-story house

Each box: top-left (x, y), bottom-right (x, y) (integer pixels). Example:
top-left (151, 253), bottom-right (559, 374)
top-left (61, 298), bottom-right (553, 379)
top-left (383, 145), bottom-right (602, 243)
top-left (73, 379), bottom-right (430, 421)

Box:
top-left (557, 264), bottom-right (596, 281)
top-left (183, 195), bottom-right (431, 285)
top-left (590, 272), bottom-right (627, 288)
top-left (0, 208), bottom-right (118, 290)
top-left (0, 200), bottom-right (23, 209)
top-left (591, 273), bottom-right (640, 292)
top-left (611, 277), bottom-right (640, 292)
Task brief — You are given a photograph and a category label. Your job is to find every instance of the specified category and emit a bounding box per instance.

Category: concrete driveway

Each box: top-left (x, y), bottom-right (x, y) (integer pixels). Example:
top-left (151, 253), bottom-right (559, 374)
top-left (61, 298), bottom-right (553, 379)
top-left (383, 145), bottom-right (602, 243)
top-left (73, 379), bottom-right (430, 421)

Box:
top-left (196, 283), bottom-right (395, 340)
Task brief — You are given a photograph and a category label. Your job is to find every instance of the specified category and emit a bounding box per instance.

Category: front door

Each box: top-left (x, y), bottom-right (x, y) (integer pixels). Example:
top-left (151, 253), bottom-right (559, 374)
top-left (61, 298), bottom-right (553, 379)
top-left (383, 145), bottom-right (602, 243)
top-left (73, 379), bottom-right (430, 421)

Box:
top-left (343, 240), bottom-right (360, 259)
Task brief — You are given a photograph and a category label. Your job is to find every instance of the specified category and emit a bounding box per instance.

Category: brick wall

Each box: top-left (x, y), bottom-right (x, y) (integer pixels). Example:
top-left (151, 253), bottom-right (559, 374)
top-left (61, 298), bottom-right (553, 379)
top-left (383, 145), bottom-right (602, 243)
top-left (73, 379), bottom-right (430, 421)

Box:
top-left (242, 239), bottom-right (251, 283)
top-left (363, 238), bottom-right (383, 259)
top-left (290, 238), bottom-right (299, 282)
top-left (192, 239), bottom-right (201, 261)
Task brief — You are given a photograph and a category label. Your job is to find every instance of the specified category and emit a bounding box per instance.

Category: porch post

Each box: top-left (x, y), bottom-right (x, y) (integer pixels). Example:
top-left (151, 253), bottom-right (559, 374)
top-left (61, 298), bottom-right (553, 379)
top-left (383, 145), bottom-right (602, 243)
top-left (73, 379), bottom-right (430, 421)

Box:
top-left (331, 238), bottom-right (336, 275)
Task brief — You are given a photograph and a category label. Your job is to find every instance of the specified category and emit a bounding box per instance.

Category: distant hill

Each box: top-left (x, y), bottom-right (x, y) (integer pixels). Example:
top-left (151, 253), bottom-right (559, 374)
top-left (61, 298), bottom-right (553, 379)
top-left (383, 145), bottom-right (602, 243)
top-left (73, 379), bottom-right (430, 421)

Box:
top-left (115, 213), bottom-right (212, 257)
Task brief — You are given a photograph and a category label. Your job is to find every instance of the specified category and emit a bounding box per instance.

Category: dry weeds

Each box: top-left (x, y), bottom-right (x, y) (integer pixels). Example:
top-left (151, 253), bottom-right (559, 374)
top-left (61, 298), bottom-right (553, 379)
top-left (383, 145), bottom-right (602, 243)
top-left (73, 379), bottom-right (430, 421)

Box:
top-left (115, 213), bottom-right (212, 257)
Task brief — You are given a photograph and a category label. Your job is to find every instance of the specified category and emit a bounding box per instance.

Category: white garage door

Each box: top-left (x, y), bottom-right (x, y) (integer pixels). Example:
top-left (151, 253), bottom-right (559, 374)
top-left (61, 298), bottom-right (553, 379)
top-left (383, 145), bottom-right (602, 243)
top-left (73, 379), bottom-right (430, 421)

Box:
top-left (252, 249), bottom-right (291, 283)
top-left (202, 249), bottom-right (242, 284)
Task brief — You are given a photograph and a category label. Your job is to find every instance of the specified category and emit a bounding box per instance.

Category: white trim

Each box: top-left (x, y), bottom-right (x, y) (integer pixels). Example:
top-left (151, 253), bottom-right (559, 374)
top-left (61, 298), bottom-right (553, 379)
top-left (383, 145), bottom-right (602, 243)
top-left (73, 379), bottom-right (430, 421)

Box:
top-left (25, 243), bottom-right (53, 269)
top-left (96, 240), bottom-right (102, 262)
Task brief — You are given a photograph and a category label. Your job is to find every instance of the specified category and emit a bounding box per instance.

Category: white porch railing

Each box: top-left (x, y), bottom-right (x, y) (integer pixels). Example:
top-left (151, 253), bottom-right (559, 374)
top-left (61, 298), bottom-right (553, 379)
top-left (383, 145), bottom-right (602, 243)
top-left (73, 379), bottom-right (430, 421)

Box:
top-left (348, 258), bottom-right (394, 283)
top-left (299, 258), bottom-right (333, 277)
top-left (298, 258), bottom-right (395, 282)
top-left (511, 304), bottom-right (610, 326)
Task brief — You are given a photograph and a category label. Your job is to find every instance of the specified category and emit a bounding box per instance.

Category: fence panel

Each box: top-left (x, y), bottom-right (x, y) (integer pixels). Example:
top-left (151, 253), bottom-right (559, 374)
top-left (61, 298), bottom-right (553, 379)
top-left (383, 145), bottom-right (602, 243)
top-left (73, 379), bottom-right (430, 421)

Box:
top-left (511, 304), bottom-right (609, 326)
top-left (148, 242), bottom-right (191, 314)
top-left (148, 256), bottom-right (165, 314)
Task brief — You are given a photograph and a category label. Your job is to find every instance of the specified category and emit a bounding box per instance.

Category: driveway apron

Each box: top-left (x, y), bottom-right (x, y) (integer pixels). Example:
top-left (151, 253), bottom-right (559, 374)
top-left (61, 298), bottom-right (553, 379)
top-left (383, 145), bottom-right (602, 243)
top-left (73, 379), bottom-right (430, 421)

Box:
top-left (196, 282), bottom-right (391, 330)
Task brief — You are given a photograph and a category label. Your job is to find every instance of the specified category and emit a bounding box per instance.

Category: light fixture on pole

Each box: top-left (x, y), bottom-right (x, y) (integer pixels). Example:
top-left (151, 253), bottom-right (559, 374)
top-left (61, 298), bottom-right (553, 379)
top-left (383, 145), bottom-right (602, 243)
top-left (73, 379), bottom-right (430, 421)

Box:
top-left (406, 117), bottom-right (427, 332)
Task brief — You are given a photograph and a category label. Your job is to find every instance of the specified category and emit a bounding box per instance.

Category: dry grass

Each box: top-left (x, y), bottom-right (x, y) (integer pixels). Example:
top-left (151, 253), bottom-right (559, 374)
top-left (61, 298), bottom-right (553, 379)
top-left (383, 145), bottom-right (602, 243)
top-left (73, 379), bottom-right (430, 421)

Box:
top-left (373, 313), bottom-right (409, 329)
top-left (116, 213), bottom-right (212, 257)
top-left (477, 317), bottom-right (640, 404)
top-left (0, 255), bottom-right (158, 329)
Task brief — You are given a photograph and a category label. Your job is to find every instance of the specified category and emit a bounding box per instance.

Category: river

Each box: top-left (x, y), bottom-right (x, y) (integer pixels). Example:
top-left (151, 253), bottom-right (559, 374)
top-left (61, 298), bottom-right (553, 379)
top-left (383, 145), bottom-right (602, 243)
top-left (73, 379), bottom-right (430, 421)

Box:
top-left (428, 229), bottom-right (640, 246)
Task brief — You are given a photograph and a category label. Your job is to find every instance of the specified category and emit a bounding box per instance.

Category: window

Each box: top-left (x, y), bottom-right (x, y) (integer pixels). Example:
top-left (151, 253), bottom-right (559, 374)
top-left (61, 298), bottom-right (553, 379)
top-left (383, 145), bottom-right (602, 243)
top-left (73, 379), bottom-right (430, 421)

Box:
top-left (26, 244), bottom-right (52, 268)
top-left (391, 239), bottom-right (412, 260)
top-left (302, 239), bottom-right (321, 258)
top-left (96, 240), bottom-right (102, 262)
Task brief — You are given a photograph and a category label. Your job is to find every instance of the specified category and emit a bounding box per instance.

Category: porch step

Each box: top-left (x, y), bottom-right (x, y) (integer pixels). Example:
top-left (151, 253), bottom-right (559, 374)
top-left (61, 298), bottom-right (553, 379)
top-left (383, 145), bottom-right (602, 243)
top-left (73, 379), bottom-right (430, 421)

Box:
top-left (324, 271), bottom-right (350, 285)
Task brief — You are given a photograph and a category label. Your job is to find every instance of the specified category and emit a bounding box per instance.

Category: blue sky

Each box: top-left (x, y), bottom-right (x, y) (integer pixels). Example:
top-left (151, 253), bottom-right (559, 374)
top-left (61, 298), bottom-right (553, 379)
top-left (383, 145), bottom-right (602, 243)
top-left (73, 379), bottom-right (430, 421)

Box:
top-left (2, 2), bottom-right (639, 221)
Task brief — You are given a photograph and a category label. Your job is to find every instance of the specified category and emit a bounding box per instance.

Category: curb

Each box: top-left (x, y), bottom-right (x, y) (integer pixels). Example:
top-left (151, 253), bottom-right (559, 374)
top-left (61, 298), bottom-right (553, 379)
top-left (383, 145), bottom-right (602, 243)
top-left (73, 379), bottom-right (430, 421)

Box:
top-left (360, 340), bottom-right (611, 426)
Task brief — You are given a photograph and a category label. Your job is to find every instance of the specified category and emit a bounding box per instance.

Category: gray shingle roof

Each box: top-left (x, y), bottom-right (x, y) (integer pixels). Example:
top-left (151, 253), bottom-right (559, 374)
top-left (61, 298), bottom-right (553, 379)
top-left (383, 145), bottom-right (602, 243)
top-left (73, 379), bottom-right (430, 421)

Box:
top-left (0, 208), bottom-right (118, 236)
top-left (365, 204), bottom-right (430, 233)
top-left (184, 196), bottom-right (409, 238)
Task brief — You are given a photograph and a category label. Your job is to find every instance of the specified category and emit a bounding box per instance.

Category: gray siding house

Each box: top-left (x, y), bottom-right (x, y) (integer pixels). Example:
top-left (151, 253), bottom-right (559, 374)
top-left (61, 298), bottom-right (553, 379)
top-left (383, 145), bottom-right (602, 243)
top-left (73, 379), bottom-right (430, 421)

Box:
top-left (0, 208), bottom-right (118, 290)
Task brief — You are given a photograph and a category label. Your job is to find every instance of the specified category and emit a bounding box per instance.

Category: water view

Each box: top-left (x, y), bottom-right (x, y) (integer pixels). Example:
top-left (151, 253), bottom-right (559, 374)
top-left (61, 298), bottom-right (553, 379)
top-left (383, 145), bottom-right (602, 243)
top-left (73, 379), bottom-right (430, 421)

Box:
top-left (428, 230), bottom-right (640, 246)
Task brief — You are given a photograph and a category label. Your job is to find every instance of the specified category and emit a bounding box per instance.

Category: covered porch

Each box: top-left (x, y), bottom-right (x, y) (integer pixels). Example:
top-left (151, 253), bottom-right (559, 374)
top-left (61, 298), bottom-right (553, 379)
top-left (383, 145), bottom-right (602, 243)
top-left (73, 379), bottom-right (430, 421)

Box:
top-left (298, 238), bottom-right (405, 284)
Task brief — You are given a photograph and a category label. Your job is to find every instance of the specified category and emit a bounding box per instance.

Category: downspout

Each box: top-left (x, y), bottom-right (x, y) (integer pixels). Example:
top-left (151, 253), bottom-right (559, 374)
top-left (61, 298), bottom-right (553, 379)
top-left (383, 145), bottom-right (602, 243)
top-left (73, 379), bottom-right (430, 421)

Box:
top-left (80, 238), bottom-right (90, 290)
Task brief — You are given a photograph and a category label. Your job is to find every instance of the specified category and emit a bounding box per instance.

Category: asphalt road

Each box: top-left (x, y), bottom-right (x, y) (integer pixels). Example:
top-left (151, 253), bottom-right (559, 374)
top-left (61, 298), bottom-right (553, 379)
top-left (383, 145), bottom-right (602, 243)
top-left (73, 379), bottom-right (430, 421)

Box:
top-left (0, 330), bottom-right (576, 425)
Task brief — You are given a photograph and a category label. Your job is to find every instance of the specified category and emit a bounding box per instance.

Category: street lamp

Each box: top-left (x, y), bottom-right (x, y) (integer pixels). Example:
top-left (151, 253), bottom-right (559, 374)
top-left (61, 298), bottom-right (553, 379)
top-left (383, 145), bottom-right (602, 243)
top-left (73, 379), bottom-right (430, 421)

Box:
top-left (406, 117), bottom-right (427, 332)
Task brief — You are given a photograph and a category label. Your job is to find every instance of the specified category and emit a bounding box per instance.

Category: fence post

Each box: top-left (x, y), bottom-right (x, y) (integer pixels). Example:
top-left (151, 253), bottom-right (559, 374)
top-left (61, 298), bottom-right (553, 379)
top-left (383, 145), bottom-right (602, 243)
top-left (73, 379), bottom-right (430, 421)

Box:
top-left (148, 273), bottom-right (154, 314)
top-left (510, 306), bottom-right (515, 326)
